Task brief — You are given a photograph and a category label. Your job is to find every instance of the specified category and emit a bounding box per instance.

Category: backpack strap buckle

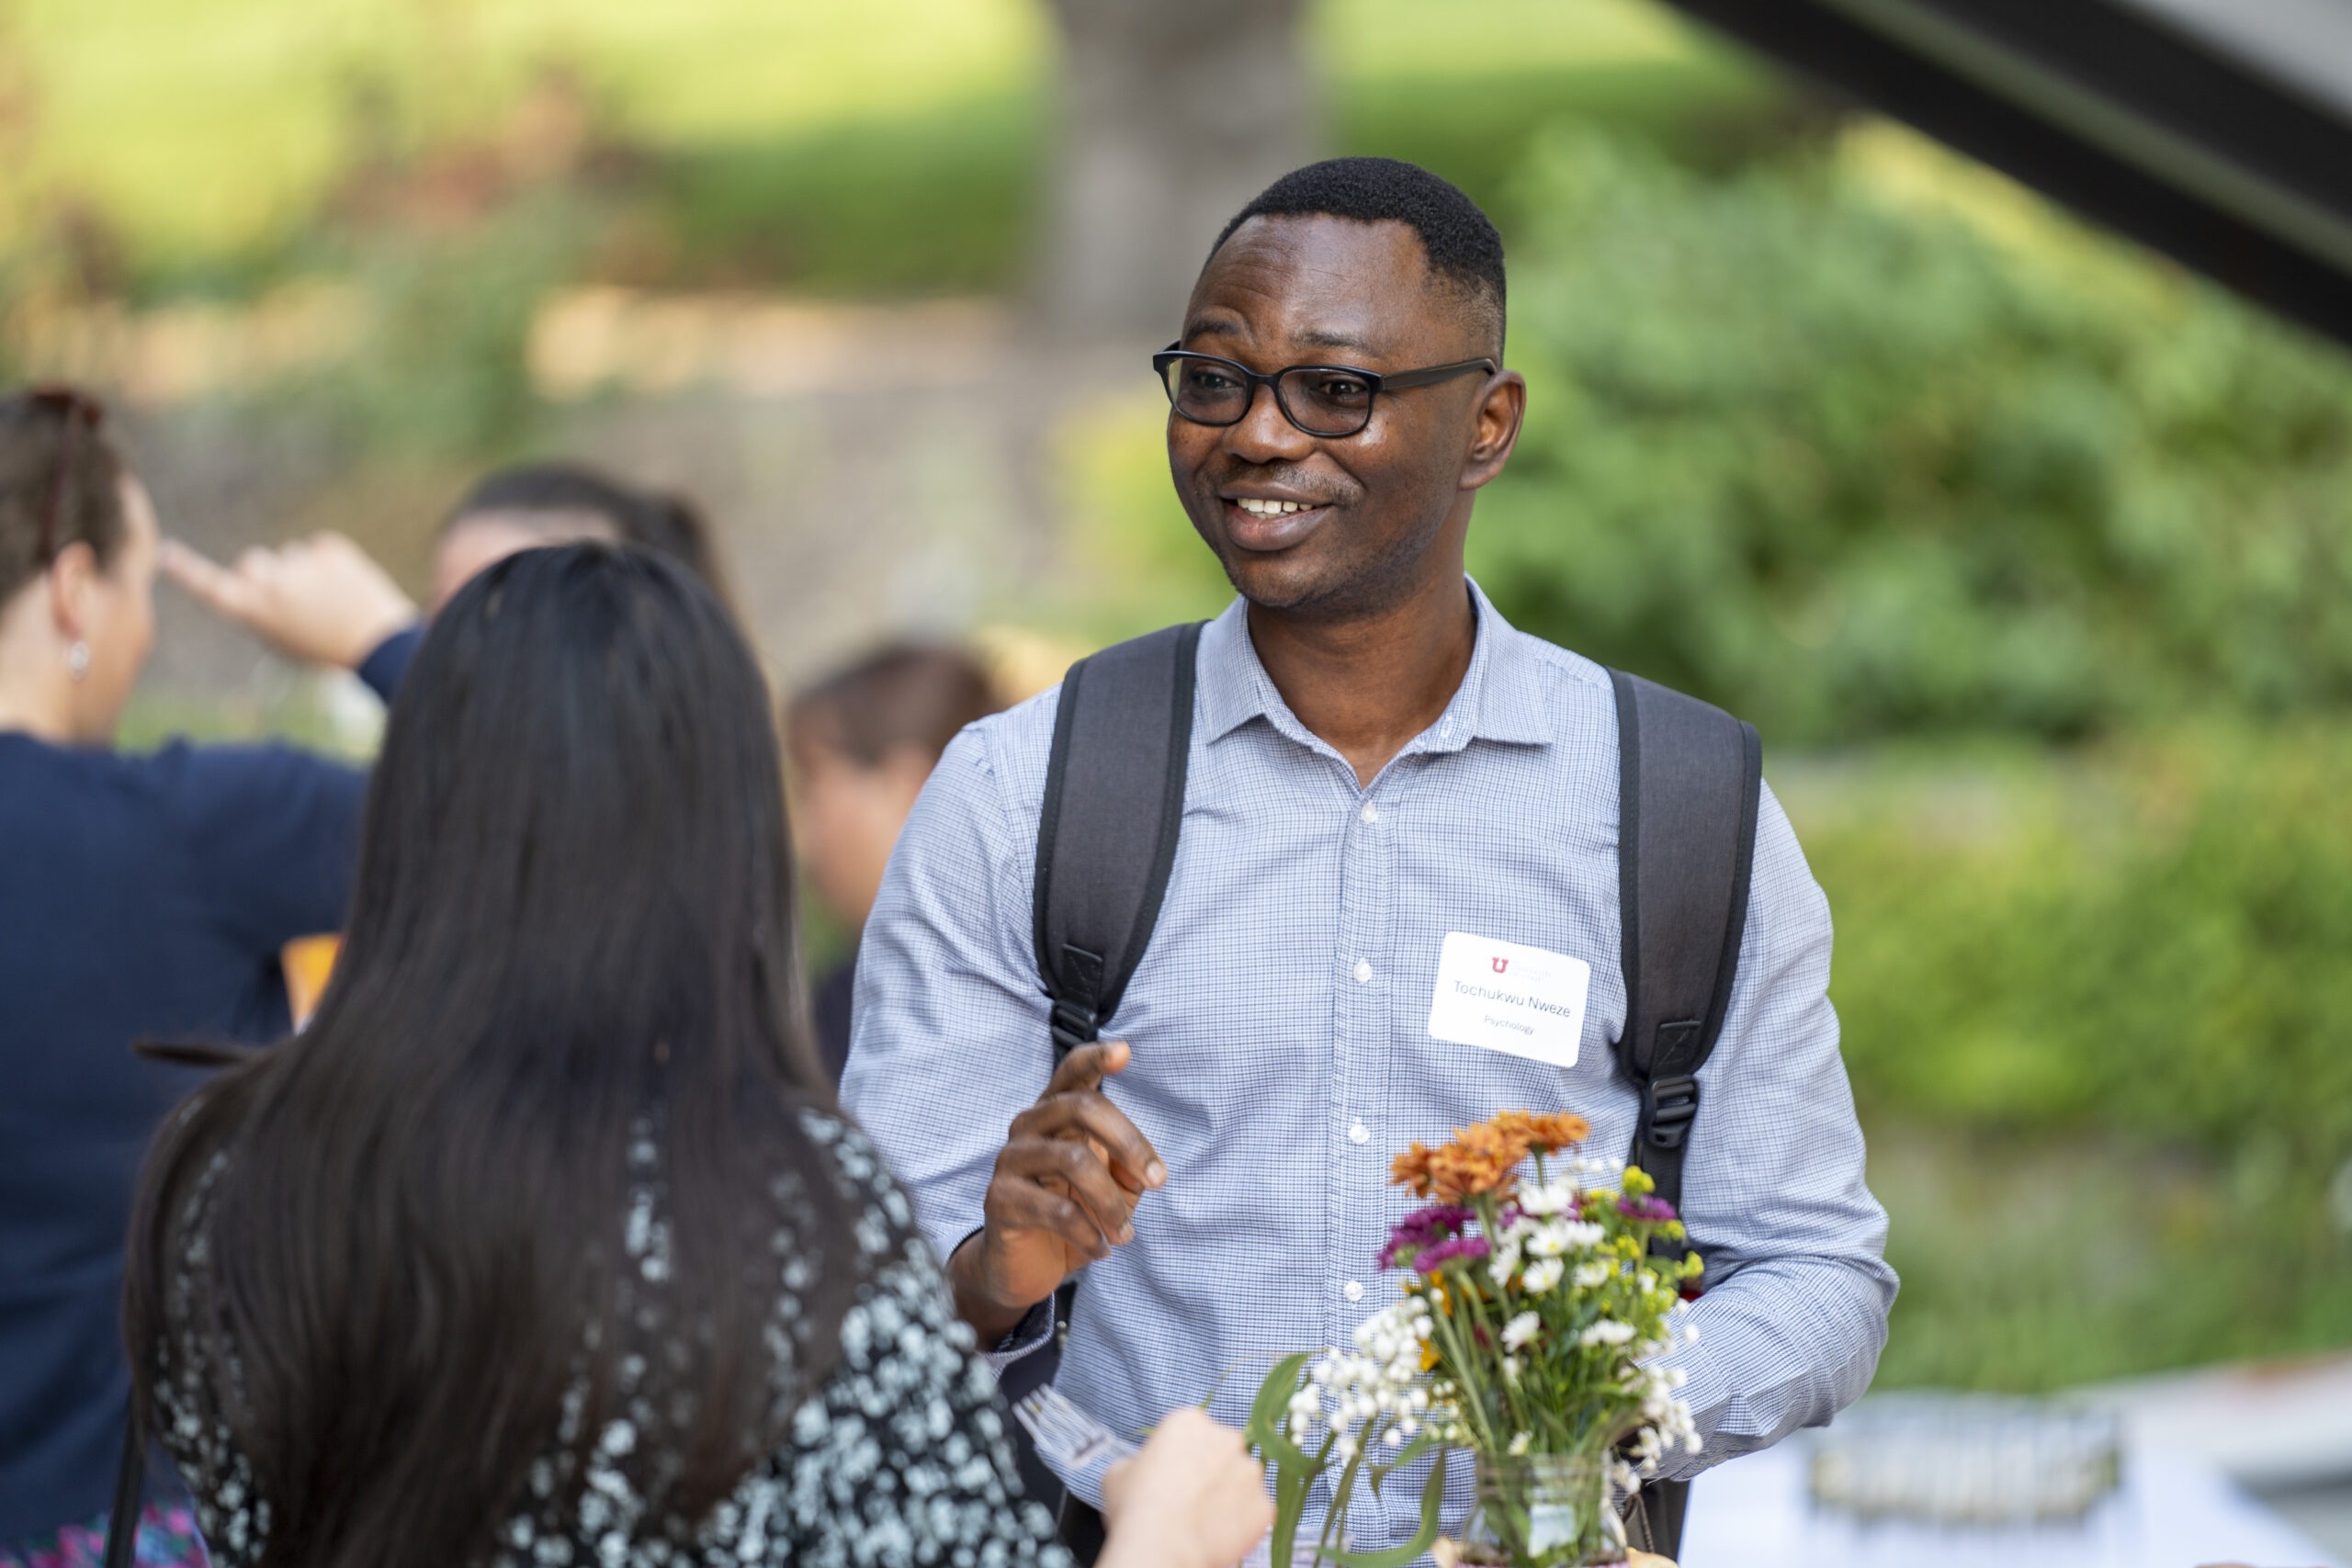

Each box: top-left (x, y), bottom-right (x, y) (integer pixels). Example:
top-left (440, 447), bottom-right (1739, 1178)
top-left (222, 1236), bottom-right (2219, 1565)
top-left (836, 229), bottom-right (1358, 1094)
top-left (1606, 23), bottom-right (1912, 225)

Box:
top-left (1639, 1074), bottom-right (1701, 1151)
top-left (1048, 998), bottom-right (1100, 1061)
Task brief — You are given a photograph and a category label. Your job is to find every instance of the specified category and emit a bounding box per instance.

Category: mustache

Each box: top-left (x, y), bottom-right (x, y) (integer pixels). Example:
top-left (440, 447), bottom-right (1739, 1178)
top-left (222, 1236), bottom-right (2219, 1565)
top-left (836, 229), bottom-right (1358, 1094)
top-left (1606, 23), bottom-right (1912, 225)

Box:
top-left (1205, 466), bottom-right (1357, 509)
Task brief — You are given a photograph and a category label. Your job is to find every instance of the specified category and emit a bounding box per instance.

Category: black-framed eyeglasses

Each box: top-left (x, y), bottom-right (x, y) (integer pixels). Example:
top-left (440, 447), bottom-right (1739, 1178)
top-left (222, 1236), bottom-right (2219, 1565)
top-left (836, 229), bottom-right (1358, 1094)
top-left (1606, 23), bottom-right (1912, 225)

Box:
top-left (1152, 344), bottom-right (1497, 438)
top-left (26, 386), bottom-right (106, 568)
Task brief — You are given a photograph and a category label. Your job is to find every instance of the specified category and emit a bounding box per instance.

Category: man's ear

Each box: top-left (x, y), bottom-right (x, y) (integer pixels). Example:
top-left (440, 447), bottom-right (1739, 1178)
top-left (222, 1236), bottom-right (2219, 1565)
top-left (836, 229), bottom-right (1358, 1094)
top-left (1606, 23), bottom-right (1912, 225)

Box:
top-left (1459, 369), bottom-right (1528, 492)
top-left (44, 540), bottom-right (99, 639)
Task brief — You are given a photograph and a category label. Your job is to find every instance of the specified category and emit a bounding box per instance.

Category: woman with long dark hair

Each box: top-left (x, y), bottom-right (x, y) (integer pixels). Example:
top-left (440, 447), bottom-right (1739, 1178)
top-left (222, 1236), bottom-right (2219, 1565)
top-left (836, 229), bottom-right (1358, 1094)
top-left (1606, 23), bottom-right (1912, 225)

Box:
top-left (122, 546), bottom-right (1270, 1568)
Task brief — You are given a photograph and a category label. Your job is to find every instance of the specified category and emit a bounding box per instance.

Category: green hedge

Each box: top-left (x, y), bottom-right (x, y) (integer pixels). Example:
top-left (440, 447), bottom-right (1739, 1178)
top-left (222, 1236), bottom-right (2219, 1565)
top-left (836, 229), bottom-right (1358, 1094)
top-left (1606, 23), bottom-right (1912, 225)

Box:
top-left (1783, 727), bottom-right (2352, 1385)
top-left (1799, 727), bottom-right (2352, 1158)
top-left (1476, 130), bottom-right (2352, 743)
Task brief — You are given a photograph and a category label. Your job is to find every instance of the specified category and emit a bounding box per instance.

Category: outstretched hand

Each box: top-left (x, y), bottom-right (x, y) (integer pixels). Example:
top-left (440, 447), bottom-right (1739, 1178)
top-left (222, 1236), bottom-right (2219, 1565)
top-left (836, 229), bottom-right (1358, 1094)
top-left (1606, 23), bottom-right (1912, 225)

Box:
top-left (948, 1040), bottom-right (1164, 1342)
top-left (161, 533), bottom-right (416, 671)
top-left (1098, 1407), bottom-right (1272, 1568)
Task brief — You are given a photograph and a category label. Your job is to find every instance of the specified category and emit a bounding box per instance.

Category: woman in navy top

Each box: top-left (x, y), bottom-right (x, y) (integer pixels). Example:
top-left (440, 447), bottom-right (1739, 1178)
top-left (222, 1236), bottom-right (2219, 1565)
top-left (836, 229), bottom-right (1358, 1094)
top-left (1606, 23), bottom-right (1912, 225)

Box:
top-left (0, 389), bottom-right (419, 1567)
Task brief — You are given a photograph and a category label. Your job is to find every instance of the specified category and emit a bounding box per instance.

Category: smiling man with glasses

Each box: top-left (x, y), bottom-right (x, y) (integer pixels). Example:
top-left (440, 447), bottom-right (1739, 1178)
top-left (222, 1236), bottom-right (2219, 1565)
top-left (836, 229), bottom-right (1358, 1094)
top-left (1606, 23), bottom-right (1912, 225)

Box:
top-left (843, 158), bottom-right (1894, 1562)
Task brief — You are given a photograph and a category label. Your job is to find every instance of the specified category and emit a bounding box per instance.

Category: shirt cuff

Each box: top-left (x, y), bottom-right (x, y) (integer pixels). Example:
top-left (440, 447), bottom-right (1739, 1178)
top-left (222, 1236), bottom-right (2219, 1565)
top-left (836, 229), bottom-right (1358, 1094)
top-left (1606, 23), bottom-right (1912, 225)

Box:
top-left (355, 625), bottom-right (423, 704)
top-left (981, 1293), bottom-right (1057, 1375)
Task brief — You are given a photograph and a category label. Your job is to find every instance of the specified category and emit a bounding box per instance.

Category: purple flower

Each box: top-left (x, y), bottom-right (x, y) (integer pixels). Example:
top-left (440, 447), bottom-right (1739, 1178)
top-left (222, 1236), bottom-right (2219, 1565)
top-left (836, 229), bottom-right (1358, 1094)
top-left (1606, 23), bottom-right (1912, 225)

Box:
top-left (1617, 1194), bottom-right (1679, 1224)
top-left (1379, 1202), bottom-right (1474, 1267)
top-left (1413, 1235), bottom-right (1492, 1275)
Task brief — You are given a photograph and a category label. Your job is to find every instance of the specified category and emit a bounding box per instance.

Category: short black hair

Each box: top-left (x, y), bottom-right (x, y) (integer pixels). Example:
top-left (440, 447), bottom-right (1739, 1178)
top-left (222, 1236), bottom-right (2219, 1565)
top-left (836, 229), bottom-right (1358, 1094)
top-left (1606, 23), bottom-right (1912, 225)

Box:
top-left (1207, 157), bottom-right (1506, 350)
top-left (447, 461), bottom-right (723, 592)
top-left (786, 642), bottom-right (1003, 770)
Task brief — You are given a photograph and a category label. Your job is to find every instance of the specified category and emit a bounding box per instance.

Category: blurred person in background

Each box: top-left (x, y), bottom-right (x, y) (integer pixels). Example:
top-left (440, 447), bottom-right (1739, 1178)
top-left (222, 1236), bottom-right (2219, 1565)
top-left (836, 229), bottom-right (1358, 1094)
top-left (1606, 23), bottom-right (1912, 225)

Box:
top-left (784, 643), bottom-right (1003, 1082)
top-left (429, 463), bottom-right (727, 614)
top-left (123, 545), bottom-right (1272, 1568)
top-left (263, 461), bottom-right (734, 1024)
top-left (0, 387), bottom-right (419, 1568)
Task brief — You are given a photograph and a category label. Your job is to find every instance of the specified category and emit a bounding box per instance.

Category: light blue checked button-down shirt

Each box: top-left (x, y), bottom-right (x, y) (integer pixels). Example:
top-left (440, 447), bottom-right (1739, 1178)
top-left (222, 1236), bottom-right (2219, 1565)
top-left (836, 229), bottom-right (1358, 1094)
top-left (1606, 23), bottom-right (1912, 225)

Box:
top-left (842, 581), bottom-right (1894, 1541)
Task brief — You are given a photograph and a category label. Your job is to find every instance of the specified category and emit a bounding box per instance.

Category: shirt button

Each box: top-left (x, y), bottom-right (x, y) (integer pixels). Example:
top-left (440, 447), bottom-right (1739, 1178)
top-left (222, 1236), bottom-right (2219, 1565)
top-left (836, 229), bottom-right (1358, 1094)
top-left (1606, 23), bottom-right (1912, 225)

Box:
top-left (1343, 1280), bottom-right (1365, 1303)
top-left (1353, 960), bottom-right (1374, 985)
top-left (1360, 803), bottom-right (1380, 824)
top-left (1348, 1122), bottom-right (1370, 1145)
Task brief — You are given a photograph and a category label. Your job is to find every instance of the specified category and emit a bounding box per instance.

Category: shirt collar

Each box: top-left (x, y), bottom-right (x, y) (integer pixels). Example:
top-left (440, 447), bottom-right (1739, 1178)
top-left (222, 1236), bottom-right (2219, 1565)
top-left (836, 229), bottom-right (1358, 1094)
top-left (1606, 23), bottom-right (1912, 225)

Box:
top-left (1194, 577), bottom-right (1553, 754)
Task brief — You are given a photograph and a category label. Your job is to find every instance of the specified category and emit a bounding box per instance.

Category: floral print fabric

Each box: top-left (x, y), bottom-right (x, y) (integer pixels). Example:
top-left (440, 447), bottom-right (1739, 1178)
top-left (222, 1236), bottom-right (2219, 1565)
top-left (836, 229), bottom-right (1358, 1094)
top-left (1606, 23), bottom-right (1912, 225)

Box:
top-left (149, 1111), bottom-right (1069, 1568)
top-left (0, 1504), bottom-right (209, 1568)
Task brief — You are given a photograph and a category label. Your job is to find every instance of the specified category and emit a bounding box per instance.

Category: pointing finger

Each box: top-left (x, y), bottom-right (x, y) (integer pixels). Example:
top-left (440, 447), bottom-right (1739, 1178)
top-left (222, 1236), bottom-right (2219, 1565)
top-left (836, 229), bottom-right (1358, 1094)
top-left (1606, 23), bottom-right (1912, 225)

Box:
top-left (159, 538), bottom-right (258, 620)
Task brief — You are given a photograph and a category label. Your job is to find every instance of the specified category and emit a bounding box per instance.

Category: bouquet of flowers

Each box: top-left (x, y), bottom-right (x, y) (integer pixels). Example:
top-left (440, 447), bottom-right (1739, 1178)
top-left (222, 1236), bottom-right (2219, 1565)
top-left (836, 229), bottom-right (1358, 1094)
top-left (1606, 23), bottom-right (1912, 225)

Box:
top-left (1247, 1110), bottom-right (1702, 1568)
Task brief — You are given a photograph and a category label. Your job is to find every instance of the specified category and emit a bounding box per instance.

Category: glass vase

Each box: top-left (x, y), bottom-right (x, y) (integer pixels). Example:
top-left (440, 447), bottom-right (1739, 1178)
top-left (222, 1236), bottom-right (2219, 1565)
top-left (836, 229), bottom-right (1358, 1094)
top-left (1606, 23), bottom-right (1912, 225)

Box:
top-left (1458, 1450), bottom-right (1629, 1568)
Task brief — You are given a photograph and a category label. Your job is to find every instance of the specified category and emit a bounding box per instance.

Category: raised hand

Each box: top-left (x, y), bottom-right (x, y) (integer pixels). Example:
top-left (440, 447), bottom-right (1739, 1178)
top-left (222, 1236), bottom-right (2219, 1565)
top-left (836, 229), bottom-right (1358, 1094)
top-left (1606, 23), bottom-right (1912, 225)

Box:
top-left (948, 1040), bottom-right (1165, 1342)
top-left (161, 533), bottom-right (416, 671)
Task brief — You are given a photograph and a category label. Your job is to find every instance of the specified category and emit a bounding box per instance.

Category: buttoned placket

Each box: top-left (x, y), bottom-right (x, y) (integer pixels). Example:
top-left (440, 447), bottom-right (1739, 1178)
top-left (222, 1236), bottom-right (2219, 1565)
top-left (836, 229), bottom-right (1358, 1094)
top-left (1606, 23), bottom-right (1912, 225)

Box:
top-left (1329, 764), bottom-right (1398, 1352)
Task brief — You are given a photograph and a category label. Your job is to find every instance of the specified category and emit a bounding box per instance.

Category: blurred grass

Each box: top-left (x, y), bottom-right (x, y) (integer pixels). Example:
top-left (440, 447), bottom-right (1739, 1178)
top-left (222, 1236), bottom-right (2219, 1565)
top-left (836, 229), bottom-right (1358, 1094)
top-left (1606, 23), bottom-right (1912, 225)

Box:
top-left (1866, 1122), bottom-right (2352, 1390)
top-left (114, 675), bottom-right (374, 757)
top-left (3, 0), bottom-right (1778, 295)
top-left (3, 0), bottom-right (1050, 270)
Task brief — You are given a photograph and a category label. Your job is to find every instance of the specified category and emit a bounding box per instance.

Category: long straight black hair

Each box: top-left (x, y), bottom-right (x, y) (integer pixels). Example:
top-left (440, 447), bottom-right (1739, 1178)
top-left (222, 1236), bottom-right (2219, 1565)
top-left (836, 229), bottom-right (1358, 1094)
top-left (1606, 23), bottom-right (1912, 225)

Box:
top-left (125, 545), bottom-right (860, 1568)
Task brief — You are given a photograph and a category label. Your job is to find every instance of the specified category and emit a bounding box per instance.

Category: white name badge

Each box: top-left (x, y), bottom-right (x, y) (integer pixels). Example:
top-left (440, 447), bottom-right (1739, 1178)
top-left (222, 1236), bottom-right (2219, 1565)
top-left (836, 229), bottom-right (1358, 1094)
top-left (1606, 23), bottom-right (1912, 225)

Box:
top-left (1426, 931), bottom-right (1592, 1067)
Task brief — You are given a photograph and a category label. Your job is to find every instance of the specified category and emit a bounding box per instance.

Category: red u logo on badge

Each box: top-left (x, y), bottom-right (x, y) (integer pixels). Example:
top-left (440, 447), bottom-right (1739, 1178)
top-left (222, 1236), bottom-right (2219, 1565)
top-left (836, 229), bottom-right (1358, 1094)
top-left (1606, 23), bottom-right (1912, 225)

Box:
top-left (1492, 956), bottom-right (1510, 974)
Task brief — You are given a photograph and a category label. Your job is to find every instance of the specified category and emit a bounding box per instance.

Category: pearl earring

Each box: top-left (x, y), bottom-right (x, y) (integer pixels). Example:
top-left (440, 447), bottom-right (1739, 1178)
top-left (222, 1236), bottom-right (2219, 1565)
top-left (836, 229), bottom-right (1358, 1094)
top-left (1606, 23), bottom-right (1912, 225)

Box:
top-left (66, 641), bottom-right (91, 682)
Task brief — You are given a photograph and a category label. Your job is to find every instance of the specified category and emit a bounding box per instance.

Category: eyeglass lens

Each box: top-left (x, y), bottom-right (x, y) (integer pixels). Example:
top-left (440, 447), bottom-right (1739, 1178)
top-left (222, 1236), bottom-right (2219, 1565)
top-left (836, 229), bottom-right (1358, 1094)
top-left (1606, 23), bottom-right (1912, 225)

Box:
top-left (1160, 355), bottom-right (1375, 437)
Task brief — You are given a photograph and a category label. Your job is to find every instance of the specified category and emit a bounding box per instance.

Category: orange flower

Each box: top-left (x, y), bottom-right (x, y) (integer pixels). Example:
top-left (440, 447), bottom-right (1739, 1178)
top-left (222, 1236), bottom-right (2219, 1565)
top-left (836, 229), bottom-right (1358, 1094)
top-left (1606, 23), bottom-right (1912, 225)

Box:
top-left (1390, 1142), bottom-right (1440, 1195)
top-left (1490, 1109), bottom-right (1591, 1160)
top-left (1387, 1110), bottom-right (1593, 1201)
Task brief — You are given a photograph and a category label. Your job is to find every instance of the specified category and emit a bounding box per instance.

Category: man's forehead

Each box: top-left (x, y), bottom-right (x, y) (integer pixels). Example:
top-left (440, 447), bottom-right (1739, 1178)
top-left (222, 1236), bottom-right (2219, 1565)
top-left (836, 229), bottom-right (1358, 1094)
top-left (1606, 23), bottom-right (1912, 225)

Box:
top-left (1184, 213), bottom-right (1453, 359)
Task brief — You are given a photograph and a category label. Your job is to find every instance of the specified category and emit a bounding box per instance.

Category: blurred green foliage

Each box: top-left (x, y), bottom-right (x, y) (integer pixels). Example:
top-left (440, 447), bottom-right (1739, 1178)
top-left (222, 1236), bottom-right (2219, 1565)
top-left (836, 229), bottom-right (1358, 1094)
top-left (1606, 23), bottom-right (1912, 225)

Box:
top-left (1786, 727), bottom-right (2352, 1385)
top-left (1475, 130), bottom-right (2352, 743)
top-left (4, 0), bottom-right (1765, 299)
top-left (1815, 728), bottom-right (2352, 1157)
top-left (646, 95), bottom-right (1044, 297)
top-left (274, 197), bottom-right (596, 458)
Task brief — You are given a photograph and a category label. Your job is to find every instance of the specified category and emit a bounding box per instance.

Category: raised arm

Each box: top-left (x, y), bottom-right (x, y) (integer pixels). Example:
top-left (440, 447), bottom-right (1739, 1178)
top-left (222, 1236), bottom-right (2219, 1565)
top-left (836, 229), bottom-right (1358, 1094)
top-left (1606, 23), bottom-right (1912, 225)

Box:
top-left (161, 532), bottom-right (419, 700)
top-left (840, 717), bottom-right (1162, 1350)
top-left (1655, 782), bottom-right (1897, 1478)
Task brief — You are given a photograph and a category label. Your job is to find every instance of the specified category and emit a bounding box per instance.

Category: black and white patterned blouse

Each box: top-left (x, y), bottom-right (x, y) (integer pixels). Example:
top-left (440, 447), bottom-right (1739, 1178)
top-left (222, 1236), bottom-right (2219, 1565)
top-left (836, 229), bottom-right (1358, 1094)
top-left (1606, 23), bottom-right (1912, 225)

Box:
top-left (151, 1111), bottom-right (1071, 1568)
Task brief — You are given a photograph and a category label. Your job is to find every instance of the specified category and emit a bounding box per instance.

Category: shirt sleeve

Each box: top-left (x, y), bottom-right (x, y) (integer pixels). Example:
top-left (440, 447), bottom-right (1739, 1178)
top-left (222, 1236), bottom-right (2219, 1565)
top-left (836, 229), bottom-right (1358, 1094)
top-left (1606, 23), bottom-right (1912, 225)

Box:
top-left (354, 625), bottom-right (423, 705)
top-left (840, 721), bottom-right (1058, 1277)
top-left (1653, 780), bottom-right (1898, 1480)
top-left (170, 743), bottom-right (370, 955)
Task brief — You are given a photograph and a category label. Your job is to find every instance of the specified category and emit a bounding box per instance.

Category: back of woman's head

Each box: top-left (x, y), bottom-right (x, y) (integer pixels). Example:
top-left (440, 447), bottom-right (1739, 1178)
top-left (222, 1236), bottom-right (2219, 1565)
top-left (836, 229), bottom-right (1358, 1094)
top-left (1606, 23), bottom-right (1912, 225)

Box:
top-left (0, 388), bottom-right (129, 604)
top-left (129, 545), bottom-right (854, 1568)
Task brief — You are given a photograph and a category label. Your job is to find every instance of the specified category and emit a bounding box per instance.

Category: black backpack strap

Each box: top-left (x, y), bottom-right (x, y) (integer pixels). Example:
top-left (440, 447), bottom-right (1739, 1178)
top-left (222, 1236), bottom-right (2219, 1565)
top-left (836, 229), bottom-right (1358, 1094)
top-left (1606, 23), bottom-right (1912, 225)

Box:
top-left (1030, 622), bottom-right (1200, 1563)
top-left (1610, 668), bottom-right (1762, 1218)
top-left (1609, 669), bottom-right (1762, 1566)
top-left (1034, 622), bottom-right (1203, 1062)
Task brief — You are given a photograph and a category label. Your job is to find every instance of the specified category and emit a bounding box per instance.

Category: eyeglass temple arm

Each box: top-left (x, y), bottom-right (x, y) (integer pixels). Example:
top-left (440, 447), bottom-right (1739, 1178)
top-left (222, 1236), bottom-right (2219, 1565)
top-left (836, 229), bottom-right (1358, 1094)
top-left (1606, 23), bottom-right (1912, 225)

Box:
top-left (1377, 357), bottom-right (1498, 391)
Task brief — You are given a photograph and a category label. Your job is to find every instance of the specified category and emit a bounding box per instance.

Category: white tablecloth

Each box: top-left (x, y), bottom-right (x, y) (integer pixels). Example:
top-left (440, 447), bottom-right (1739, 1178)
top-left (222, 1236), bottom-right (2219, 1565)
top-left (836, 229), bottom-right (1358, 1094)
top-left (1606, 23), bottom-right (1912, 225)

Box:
top-left (1678, 1443), bottom-right (2346, 1568)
